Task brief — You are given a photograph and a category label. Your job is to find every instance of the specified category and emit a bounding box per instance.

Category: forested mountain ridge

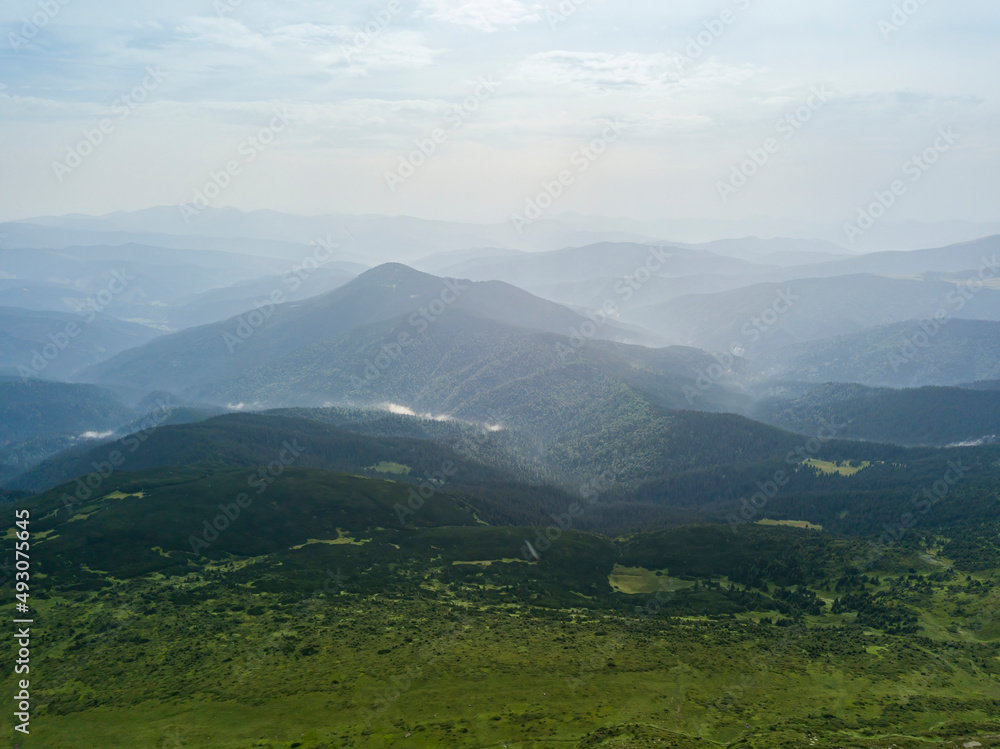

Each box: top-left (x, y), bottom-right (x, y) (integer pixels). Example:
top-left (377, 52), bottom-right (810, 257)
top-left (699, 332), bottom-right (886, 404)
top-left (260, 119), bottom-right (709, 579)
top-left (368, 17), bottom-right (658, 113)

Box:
top-left (80, 263), bottom-right (645, 395)
top-left (765, 319), bottom-right (1000, 387)
top-left (627, 273), bottom-right (1000, 353)
top-left (0, 306), bottom-right (162, 380)
top-left (751, 382), bottom-right (1000, 446)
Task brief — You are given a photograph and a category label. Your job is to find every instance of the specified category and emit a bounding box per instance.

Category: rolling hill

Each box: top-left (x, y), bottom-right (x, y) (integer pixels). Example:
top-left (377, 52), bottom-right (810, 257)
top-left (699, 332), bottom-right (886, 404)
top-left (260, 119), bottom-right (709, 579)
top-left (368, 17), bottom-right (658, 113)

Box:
top-left (0, 379), bottom-right (139, 483)
top-left (751, 382), bottom-right (1000, 446)
top-left (798, 234), bottom-right (1000, 278)
top-left (5, 404), bottom-right (814, 524)
top-left (628, 273), bottom-right (1000, 354)
top-left (81, 263), bottom-right (650, 396)
top-left (0, 379), bottom-right (225, 484)
top-left (0, 243), bottom-right (364, 330)
top-left (420, 241), bottom-right (779, 288)
top-left (0, 379), bottom-right (137, 446)
top-left (4, 411), bottom-right (537, 496)
top-left (12, 398), bottom-right (1000, 546)
top-left (767, 319), bottom-right (1000, 387)
top-left (0, 307), bottom-right (161, 380)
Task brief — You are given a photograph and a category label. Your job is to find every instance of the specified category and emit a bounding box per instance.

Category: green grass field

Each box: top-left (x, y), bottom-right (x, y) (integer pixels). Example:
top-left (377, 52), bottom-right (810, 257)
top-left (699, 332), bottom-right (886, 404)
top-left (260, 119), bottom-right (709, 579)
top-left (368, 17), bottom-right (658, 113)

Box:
top-left (4, 467), bottom-right (1000, 747)
top-left (803, 458), bottom-right (874, 477)
top-left (12, 581), bottom-right (1000, 748)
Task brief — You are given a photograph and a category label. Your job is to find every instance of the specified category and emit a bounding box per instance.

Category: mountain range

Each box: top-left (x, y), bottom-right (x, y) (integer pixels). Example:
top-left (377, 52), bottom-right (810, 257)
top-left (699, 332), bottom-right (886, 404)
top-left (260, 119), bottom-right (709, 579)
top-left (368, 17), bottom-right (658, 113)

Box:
top-left (4, 210), bottom-right (1000, 747)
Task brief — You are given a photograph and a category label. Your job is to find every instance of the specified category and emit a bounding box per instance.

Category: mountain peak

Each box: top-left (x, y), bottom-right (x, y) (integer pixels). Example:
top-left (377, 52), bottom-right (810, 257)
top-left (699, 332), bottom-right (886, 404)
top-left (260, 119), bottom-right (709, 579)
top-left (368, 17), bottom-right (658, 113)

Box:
top-left (354, 262), bottom-right (438, 282)
top-left (336, 263), bottom-right (460, 298)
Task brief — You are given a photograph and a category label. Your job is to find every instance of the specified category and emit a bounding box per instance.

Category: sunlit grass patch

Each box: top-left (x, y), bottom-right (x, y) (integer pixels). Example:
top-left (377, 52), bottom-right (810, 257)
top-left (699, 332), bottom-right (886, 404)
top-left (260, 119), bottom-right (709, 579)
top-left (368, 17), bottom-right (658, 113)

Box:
top-left (104, 490), bottom-right (147, 500)
top-left (804, 458), bottom-right (872, 476)
top-left (608, 565), bottom-right (692, 595)
top-left (757, 518), bottom-right (824, 531)
top-left (365, 461), bottom-right (411, 475)
top-left (291, 530), bottom-right (370, 549)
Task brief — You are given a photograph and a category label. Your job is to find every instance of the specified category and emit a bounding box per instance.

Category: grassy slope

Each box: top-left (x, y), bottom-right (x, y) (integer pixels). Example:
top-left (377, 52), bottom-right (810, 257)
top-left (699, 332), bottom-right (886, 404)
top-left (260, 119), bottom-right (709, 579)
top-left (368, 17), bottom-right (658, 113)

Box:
top-left (2, 467), bottom-right (999, 747)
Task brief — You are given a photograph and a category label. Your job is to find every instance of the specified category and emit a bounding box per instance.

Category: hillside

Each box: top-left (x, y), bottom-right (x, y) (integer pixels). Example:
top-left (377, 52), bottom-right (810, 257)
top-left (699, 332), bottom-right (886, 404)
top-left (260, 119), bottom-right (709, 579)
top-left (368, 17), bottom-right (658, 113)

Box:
top-left (0, 244), bottom-right (281, 314)
top-left (752, 382), bottom-right (1000, 446)
top-left (165, 320), bottom-right (774, 488)
top-left (0, 241), bottom-right (365, 330)
top-left (0, 307), bottom-right (161, 380)
top-left (768, 319), bottom-right (1000, 387)
top-left (799, 234), bottom-right (1000, 278)
top-left (4, 411), bottom-right (541, 496)
top-left (0, 379), bottom-right (140, 482)
top-left (419, 241), bottom-right (779, 286)
top-left (627, 274), bottom-right (1000, 353)
top-left (12, 404), bottom-right (1000, 546)
top-left (81, 263), bottom-right (646, 395)
top-left (0, 379), bottom-right (136, 445)
top-left (5, 406), bottom-right (814, 527)
top-left (2, 466), bottom-right (998, 747)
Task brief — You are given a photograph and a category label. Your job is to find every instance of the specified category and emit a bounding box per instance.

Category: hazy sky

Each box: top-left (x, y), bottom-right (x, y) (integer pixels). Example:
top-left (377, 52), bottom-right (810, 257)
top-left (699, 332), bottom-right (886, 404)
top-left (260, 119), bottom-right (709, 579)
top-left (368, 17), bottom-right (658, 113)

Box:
top-left (1, 0), bottom-right (997, 225)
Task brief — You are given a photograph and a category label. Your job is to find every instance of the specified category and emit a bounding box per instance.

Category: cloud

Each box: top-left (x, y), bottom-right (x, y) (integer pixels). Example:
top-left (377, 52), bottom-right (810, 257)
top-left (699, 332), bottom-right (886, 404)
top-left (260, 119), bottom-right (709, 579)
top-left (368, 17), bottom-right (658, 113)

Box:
top-left (177, 16), bottom-right (275, 51)
top-left (383, 403), bottom-right (453, 421)
top-left (519, 51), bottom-right (762, 94)
top-left (419, 0), bottom-right (541, 32)
top-left (1, 0), bottom-right (996, 224)
top-left (341, 30), bottom-right (442, 73)
top-left (171, 19), bottom-right (441, 80)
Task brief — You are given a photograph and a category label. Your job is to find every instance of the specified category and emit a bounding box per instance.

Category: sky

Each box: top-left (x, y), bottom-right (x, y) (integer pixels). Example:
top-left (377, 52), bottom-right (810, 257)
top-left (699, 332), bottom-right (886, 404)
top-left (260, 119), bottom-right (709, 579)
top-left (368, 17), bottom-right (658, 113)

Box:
top-left (0, 0), bottom-right (998, 227)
